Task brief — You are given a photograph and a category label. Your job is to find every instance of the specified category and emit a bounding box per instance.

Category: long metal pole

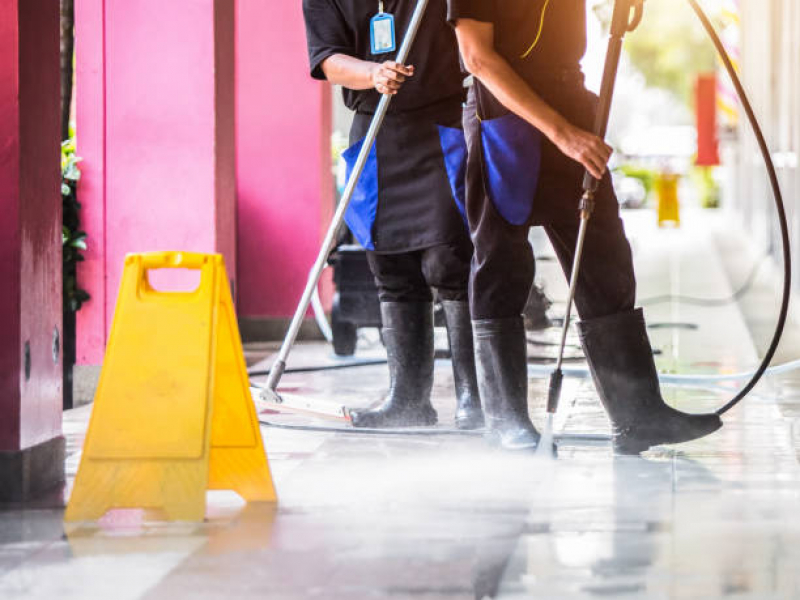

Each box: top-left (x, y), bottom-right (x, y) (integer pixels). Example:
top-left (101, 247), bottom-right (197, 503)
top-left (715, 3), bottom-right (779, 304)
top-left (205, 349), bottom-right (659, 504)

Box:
top-left (553, 214), bottom-right (590, 376)
top-left (547, 0), bottom-right (643, 415)
top-left (266, 0), bottom-right (431, 392)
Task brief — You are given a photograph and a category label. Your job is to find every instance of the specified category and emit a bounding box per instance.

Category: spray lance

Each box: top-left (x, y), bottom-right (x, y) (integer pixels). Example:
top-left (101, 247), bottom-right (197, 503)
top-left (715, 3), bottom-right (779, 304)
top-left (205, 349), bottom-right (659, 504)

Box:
top-left (546, 0), bottom-right (792, 422)
top-left (546, 0), bottom-right (645, 419)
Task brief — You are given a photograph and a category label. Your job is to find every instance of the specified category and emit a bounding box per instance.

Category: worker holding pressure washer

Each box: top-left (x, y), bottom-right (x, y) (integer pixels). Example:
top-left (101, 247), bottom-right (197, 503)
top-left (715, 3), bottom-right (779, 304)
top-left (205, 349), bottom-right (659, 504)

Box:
top-left (302, 0), bottom-right (484, 430)
top-left (448, 0), bottom-right (723, 453)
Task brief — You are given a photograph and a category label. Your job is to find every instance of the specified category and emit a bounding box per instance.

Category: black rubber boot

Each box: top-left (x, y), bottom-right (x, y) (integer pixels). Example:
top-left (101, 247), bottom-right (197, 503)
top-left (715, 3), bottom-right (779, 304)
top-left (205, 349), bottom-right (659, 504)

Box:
top-left (441, 301), bottom-right (484, 430)
top-left (473, 317), bottom-right (542, 450)
top-left (577, 308), bottom-right (723, 455)
top-left (350, 302), bottom-right (437, 428)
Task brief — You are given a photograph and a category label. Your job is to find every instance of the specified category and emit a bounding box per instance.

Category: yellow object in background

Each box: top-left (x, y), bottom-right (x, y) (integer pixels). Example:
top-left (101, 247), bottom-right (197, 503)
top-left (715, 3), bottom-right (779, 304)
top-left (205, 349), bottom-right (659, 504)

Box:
top-left (65, 252), bottom-right (276, 522)
top-left (656, 173), bottom-right (681, 227)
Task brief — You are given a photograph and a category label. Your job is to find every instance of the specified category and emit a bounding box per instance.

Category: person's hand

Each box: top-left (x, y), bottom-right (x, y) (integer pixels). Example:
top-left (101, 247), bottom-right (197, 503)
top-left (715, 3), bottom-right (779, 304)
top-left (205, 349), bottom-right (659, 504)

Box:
top-left (551, 122), bottom-right (613, 180)
top-left (370, 61), bottom-right (414, 95)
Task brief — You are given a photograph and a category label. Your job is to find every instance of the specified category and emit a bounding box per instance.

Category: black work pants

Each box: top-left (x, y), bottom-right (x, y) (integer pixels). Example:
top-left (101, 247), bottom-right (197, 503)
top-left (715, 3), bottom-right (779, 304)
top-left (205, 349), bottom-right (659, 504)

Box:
top-left (463, 85), bottom-right (637, 321)
top-left (366, 239), bottom-right (472, 303)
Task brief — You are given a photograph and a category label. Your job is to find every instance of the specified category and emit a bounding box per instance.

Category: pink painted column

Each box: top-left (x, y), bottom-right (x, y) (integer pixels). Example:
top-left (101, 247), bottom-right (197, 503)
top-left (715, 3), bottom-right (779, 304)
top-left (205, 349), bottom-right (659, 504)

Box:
top-left (236, 0), bottom-right (334, 333)
top-left (76, 0), bottom-right (236, 364)
top-left (0, 0), bottom-right (64, 500)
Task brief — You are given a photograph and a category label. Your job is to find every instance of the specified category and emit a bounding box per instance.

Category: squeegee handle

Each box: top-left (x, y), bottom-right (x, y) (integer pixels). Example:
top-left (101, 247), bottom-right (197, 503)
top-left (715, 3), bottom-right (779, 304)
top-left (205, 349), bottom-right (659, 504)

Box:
top-left (582, 0), bottom-right (644, 194)
top-left (266, 0), bottom-right (430, 392)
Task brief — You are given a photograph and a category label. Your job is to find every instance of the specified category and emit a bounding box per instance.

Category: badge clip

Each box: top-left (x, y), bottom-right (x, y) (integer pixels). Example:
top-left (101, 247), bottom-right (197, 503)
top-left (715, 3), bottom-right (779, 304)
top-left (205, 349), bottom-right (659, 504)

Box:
top-left (370, 4), bottom-right (396, 55)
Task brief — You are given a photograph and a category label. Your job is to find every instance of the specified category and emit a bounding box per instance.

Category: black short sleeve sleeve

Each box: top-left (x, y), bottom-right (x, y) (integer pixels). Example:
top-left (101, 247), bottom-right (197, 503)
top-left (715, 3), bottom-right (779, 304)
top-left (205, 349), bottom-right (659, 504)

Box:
top-left (302, 0), bottom-right (354, 80)
top-left (447, 0), bottom-right (496, 25)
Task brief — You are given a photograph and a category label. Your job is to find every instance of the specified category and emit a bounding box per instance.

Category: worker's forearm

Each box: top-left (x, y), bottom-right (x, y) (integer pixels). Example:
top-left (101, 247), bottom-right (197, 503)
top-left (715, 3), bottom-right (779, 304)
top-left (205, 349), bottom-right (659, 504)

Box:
top-left (466, 50), bottom-right (568, 141)
top-left (455, 19), bottom-right (611, 178)
top-left (321, 54), bottom-right (376, 90)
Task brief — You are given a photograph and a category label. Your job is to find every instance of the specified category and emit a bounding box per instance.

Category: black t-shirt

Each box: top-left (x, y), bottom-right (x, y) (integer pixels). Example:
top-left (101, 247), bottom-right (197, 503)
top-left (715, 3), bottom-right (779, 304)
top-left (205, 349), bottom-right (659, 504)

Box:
top-left (447, 0), bottom-right (587, 85)
top-left (303, 0), bottom-right (465, 114)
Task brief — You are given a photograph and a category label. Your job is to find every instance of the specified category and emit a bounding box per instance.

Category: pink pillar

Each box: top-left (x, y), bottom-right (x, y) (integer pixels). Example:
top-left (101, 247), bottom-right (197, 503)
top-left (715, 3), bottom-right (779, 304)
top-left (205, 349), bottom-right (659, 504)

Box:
top-left (76, 0), bottom-right (236, 364)
top-left (0, 0), bottom-right (64, 500)
top-left (236, 0), bottom-right (334, 335)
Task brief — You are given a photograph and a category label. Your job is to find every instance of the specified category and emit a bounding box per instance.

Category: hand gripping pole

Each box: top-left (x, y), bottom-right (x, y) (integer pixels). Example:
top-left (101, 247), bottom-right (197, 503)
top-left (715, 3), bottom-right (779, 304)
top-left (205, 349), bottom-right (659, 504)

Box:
top-left (547, 0), bottom-right (645, 416)
top-left (265, 0), bottom-right (431, 395)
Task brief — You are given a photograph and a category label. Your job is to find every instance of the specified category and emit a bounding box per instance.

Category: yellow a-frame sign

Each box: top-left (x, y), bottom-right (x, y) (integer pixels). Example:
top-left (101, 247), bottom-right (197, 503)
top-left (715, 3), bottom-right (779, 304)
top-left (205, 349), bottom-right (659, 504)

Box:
top-left (65, 252), bottom-right (276, 522)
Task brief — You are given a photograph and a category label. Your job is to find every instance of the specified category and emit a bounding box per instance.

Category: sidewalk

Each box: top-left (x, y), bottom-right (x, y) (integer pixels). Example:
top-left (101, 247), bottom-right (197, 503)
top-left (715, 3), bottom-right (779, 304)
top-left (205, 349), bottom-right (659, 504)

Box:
top-left (2, 209), bottom-right (800, 599)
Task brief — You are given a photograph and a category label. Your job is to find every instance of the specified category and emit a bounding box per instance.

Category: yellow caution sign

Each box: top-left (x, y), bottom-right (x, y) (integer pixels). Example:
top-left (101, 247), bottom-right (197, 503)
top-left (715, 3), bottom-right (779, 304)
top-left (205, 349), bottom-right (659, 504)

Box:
top-left (65, 252), bottom-right (276, 522)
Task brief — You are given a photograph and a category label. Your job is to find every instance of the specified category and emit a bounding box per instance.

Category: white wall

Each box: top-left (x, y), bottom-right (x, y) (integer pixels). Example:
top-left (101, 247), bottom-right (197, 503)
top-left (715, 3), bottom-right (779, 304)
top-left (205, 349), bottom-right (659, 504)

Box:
top-left (733, 0), bottom-right (800, 283)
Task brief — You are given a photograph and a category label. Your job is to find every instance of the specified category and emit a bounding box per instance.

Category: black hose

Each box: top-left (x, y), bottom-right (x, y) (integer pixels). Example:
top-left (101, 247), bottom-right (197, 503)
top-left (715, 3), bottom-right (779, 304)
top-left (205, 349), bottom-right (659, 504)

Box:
top-left (686, 0), bottom-right (792, 416)
top-left (258, 419), bottom-right (482, 437)
top-left (248, 348), bottom-right (462, 378)
top-left (248, 359), bottom-right (387, 378)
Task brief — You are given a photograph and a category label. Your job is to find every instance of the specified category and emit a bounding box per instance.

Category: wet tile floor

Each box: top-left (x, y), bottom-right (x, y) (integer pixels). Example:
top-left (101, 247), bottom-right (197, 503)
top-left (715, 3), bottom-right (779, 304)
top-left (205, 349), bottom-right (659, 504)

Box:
top-left (2, 211), bottom-right (800, 599)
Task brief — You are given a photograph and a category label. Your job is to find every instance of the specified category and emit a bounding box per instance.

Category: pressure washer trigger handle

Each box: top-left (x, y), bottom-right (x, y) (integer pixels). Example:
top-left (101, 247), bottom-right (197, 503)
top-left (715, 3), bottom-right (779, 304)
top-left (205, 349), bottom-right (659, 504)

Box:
top-left (547, 369), bottom-right (564, 415)
top-left (582, 172), bottom-right (600, 195)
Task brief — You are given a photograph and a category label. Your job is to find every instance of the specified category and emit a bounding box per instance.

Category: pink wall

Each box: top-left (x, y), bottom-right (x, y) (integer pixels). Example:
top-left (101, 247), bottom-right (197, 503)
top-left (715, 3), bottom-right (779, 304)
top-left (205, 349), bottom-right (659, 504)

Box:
top-left (74, 0), bottom-right (106, 366)
top-left (76, 0), bottom-right (334, 364)
top-left (235, 0), bottom-right (334, 319)
top-left (0, 0), bottom-right (62, 451)
top-left (76, 0), bottom-right (236, 364)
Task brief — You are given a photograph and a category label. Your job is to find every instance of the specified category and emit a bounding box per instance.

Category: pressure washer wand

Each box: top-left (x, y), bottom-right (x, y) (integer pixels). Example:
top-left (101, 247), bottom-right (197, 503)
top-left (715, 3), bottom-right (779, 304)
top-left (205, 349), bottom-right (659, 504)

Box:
top-left (546, 0), bottom-right (644, 416)
top-left (265, 0), bottom-right (430, 395)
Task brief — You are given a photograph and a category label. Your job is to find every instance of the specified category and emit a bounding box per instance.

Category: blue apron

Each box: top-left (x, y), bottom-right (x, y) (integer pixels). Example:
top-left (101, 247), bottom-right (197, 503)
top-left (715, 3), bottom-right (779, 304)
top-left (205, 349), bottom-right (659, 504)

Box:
top-left (342, 107), bottom-right (468, 252)
top-left (342, 140), bottom-right (380, 250)
top-left (476, 83), bottom-right (543, 226)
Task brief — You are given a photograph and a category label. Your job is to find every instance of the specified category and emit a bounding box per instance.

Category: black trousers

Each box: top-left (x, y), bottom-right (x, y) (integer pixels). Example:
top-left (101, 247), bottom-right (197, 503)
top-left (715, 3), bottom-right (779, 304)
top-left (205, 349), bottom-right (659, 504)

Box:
top-left (463, 85), bottom-right (637, 321)
top-left (366, 239), bottom-right (472, 303)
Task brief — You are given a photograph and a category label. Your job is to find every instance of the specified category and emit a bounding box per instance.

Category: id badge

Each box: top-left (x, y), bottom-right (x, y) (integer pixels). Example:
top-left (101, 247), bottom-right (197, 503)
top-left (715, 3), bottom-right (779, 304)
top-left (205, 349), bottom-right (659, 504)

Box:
top-left (370, 13), bottom-right (396, 55)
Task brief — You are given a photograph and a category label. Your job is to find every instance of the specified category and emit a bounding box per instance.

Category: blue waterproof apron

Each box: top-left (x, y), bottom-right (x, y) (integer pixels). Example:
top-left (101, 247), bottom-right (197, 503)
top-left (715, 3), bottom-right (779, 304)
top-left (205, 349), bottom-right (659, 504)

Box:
top-left (342, 101), bottom-right (469, 253)
top-left (475, 81), bottom-right (543, 226)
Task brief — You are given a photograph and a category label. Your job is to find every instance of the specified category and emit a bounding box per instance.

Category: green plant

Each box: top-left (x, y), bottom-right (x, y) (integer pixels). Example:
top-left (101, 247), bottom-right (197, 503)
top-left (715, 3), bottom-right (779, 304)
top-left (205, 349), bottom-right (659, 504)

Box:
top-left (62, 138), bottom-right (90, 312)
top-left (617, 164), bottom-right (657, 198)
top-left (690, 165), bottom-right (721, 209)
top-left (622, 0), bottom-right (722, 107)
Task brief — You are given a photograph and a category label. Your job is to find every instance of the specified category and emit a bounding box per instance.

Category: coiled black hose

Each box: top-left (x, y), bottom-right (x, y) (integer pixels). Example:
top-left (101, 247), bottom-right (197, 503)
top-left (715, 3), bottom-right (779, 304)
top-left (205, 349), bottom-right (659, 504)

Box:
top-left (686, 0), bottom-right (791, 416)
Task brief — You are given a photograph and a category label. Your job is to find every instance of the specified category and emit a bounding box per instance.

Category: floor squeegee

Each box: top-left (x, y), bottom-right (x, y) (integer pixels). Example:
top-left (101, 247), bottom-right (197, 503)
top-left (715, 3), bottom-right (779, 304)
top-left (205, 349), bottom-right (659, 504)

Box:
top-left (251, 0), bottom-right (431, 420)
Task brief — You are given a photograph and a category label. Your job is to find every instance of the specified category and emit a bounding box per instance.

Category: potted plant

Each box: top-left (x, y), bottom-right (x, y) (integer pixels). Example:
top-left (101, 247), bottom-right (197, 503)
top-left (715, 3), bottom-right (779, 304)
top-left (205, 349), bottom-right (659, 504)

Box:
top-left (62, 139), bottom-right (89, 409)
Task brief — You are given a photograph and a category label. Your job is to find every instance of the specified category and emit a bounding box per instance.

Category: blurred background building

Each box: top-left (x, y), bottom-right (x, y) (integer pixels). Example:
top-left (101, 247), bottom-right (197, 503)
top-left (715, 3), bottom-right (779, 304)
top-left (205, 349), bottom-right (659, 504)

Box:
top-left (734, 0), bottom-right (799, 278)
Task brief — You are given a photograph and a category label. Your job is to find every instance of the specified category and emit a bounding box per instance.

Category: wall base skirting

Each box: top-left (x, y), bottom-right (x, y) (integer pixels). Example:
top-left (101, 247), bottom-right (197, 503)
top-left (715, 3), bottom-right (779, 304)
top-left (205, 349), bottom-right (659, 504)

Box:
top-left (0, 437), bottom-right (66, 503)
top-left (238, 317), bottom-right (326, 344)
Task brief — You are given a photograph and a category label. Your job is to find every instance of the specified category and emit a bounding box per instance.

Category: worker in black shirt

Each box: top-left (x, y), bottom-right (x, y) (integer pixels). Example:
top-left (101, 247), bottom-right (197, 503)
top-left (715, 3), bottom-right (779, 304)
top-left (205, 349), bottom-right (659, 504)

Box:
top-left (447, 0), bottom-right (722, 453)
top-left (303, 0), bottom-right (484, 430)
